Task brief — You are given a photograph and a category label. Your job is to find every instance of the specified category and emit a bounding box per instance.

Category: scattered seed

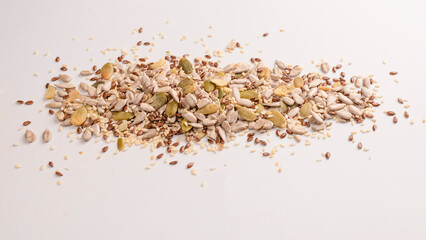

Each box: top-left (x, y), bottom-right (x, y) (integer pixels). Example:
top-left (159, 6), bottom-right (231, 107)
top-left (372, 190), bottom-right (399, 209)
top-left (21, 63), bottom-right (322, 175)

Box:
top-left (48, 161), bottom-right (54, 167)
top-left (23, 121), bottom-right (31, 126)
top-left (262, 33), bottom-right (269, 37)
top-left (386, 111), bottom-right (395, 116)
top-left (372, 124), bottom-right (377, 131)
top-left (55, 171), bottom-right (63, 177)
top-left (325, 152), bottom-right (331, 159)
top-left (102, 146), bottom-right (109, 152)
top-left (404, 111), bottom-right (409, 118)
top-left (55, 56), bottom-right (60, 62)
top-left (393, 116), bottom-right (398, 123)
top-left (357, 142), bottom-right (363, 149)
top-left (390, 71), bottom-right (398, 75)
top-left (24, 100), bottom-right (33, 105)
top-left (187, 162), bottom-right (194, 169)
top-left (169, 161), bottom-right (178, 165)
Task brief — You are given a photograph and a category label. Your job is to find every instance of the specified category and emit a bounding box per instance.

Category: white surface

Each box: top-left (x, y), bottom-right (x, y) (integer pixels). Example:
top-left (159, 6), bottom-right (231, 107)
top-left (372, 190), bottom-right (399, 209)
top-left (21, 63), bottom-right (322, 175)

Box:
top-left (1, 0), bottom-right (426, 239)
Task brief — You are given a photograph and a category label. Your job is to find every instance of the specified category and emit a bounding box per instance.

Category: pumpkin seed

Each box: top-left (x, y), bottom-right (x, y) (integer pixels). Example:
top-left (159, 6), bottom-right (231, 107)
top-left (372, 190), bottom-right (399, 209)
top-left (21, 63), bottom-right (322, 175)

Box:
top-left (300, 102), bottom-right (313, 118)
top-left (197, 103), bottom-right (220, 114)
top-left (118, 121), bottom-right (128, 132)
top-left (150, 92), bottom-right (168, 109)
top-left (279, 101), bottom-right (288, 113)
top-left (45, 85), bottom-right (56, 99)
top-left (101, 63), bottom-right (114, 80)
top-left (179, 58), bottom-right (193, 74)
top-left (113, 111), bottom-right (135, 121)
top-left (181, 119), bottom-right (192, 133)
top-left (218, 87), bottom-right (224, 99)
top-left (237, 106), bottom-right (257, 121)
top-left (178, 78), bottom-right (196, 94)
top-left (195, 131), bottom-right (206, 139)
top-left (203, 80), bottom-right (216, 92)
top-left (255, 104), bottom-right (265, 114)
top-left (117, 138), bottom-right (124, 151)
top-left (165, 100), bottom-right (178, 117)
top-left (70, 106), bottom-right (87, 126)
top-left (211, 79), bottom-right (228, 87)
top-left (240, 90), bottom-right (260, 100)
top-left (150, 59), bottom-right (166, 69)
top-left (92, 81), bottom-right (104, 88)
top-left (294, 77), bottom-right (304, 88)
top-left (274, 84), bottom-right (294, 96)
top-left (267, 110), bottom-right (287, 128)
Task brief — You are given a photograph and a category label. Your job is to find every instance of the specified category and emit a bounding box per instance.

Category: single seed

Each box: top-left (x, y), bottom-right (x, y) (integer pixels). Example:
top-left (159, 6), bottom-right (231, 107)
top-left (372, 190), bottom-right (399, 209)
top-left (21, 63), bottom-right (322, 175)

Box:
top-left (349, 134), bottom-right (353, 141)
top-left (386, 111), bottom-right (395, 116)
top-left (60, 67), bottom-right (67, 71)
top-left (263, 152), bottom-right (270, 156)
top-left (137, 41), bottom-right (142, 46)
top-left (325, 152), bottom-right (331, 159)
top-left (156, 153), bottom-right (163, 159)
top-left (393, 116), bottom-right (398, 123)
top-left (397, 98), bottom-right (403, 104)
top-left (17, 100), bottom-right (24, 104)
top-left (389, 71), bottom-right (398, 75)
top-left (169, 161), bottom-right (178, 165)
top-left (25, 100), bottom-right (33, 105)
top-left (55, 56), bottom-right (60, 62)
top-left (357, 142), bottom-right (363, 149)
top-left (262, 33), bottom-right (269, 37)
top-left (138, 27), bottom-right (143, 33)
top-left (23, 121), bottom-right (31, 126)
top-left (187, 162), bottom-right (194, 169)
top-left (404, 111), bottom-right (409, 118)
top-left (372, 124), bottom-right (377, 131)
top-left (48, 161), bottom-right (54, 167)
top-left (102, 146), bottom-right (109, 153)
top-left (55, 171), bottom-right (63, 177)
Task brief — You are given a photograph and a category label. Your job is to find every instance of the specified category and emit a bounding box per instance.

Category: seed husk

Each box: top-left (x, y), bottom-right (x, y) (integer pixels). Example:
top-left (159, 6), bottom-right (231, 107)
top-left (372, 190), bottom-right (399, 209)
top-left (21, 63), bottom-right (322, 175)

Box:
top-left (44, 85), bottom-right (56, 99)
top-left (179, 58), bottom-right (193, 74)
top-left (70, 106), bottom-right (87, 126)
top-left (237, 106), bottom-right (257, 121)
top-left (300, 102), bottom-right (313, 118)
top-left (240, 90), bottom-right (260, 100)
top-left (165, 100), bottom-right (178, 117)
top-left (267, 110), bottom-right (287, 128)
top-left (150, 92), bottom-right (168, 109)
top-left (100, 63), bottom-right (114, 80)
top-left (197, 103), bottom-right (220, 115)
top-left (112, 111), bottom-right (135, 121)
top-left (25, 130), bottom-right (36, 143)
top-left (203, 80), bottom-right (216, 92)
top-left (117, 138), bottom-right (125, 151)
top-left (178, 78), bottom-right (196, 94)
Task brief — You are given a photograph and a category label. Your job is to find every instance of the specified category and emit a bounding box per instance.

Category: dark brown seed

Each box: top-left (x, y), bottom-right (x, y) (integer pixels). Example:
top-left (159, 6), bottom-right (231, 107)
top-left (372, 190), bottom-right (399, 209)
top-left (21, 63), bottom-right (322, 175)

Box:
top-left (187, 162), bottom-right (194, 169)
top-left (60, 67), bottom-right (67, 71)
top-left (340, 72), bottom-right (345, 78)
top-left (357, 142), bottom-right (363, 149)
top-left (102, 146), bottom-right (109, 153)
top-left (348, 134), bottom-right (354, 141)
top-left (55, 171), bottom-right (63, 177)
top-left (48, 109), bottom-right (54, 115)
top-left (262, 33), bottom-right (269, 37)
top-left (24, 100), bottom-right (33, 105)
top-left (169, 161), bottom-right (178, 165)
top-left (17, 100), bottom-right (24, 104)
top-left (55, 56), bottom-right (60, 62)
top-left (263, 152), bottom-right (270, 156)
top-left (23, 121), bottom-right (31, 126)
top-left (372, 124), bottom-right (377, 131)
top-left (156, 153), bottom-right (163, 159)
top-left (45, 83), bottom-right (50, 88)
top-left (404, 111), bottom-right (409, 118)
top-left (92, 65), bottom-right (97, 71)
top-left (325, 152), bottom-right (331, 159)
top-left (397, 98), bottom-right (403, 104)
top-left (255, 58), bottom-right (261, 62)
top-left (143, 42), bottom-right (150, 46)
top-left (336, 64), bottom-right (342, 69)
top-left (48, 161), bottom-right (54, 167)
top-left (386, 111), bottom-right (395, 116)
top-left (389, 71), bottom-right (398, 75)
top-left (137, 41), bottom-right (142, 46)
top-left (204, 55), bottom-right (211, 59)
top-left (236, 42), bottom-right (240, 48)
top-left (332, 67), bottom-right (336, 73)
top-left (138, 27), bottom-right (143, 33)
top-left (259, 140), bottom-right (267, 146)
top-left (393, 116), bottom-right (398, 123)
top-left (51, 77), bottom-right (59, 82)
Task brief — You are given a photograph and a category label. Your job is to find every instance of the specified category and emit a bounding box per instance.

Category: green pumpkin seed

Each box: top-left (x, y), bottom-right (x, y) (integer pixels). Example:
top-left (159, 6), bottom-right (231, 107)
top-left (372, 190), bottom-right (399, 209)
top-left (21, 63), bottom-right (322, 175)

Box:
top-left (179, 58), bottom-right (193, 74)
top-left (267, 110), bottom-right (287, 128)
top-left (178, 78), bottom-right (196, 94)
top-left (218, 87), bottom-right (224, 99)
top-left (240, 90), bottom-right (260, 100)
top-left (279, 101), bottom-right (288, 113)
top-left (300, 102), bottom-right (313, 118)
top-left (92, 81), bottom-right (104, 88)
top-left (101, 63), bottom-right (114, 80)
top-left (203, 80), bottom-right (216, 92)
top-left (113, 111), bottom-right (135, 121)
top-left (294, 76), bottom-right (304, 88)
top-left (197, 104), bottom-right (220, 115)
top-left (237, 106), bottom-right (257, 121)
top-left (181, 119), bottom-right (192, 133)
top-left (70, 106), bottom-right (87, 126)
top-left (117, 138), bottom-right (124, 151)
top-left (165, 100), bottom-right (178, 117)
top-left (150, 92), bottom-right (168, 109)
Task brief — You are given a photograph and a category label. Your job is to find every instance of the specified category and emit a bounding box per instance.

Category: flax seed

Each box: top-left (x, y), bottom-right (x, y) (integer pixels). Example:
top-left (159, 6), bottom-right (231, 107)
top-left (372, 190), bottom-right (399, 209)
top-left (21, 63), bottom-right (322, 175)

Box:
top-left (390, 71), bottom-right (398, 75)
top-left (23, 121), bottom-right (31, 126)
top-left (24, 100), bottom-right (33, 105)
top-left (102, 146), bottom-right (109, 152)
top-left (48, 161), bottom-right (54, 167)
top-left (169, 161), bottom-right (178, 165)
top-left (357, 142), bottom-right (362, 149)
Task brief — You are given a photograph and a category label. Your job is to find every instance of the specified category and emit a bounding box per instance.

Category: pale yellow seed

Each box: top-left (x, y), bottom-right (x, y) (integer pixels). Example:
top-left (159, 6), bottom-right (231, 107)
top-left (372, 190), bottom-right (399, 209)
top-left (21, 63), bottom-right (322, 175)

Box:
top-left (15, 164), bottom-right (21, 169)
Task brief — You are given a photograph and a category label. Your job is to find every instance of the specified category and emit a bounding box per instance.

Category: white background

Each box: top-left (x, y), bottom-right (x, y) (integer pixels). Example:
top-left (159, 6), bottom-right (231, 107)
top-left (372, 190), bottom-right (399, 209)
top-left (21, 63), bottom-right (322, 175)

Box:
top-left (1, 0), bottom-right (426, 239)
